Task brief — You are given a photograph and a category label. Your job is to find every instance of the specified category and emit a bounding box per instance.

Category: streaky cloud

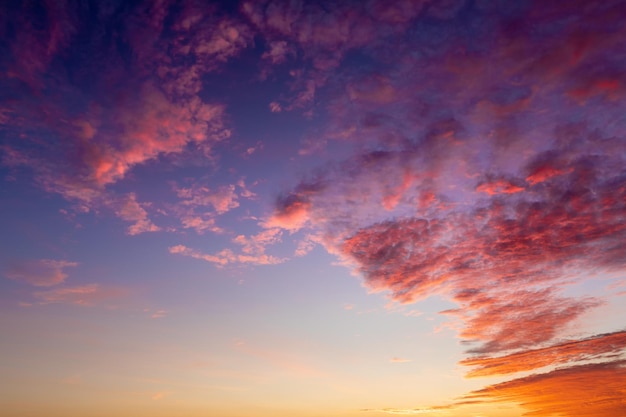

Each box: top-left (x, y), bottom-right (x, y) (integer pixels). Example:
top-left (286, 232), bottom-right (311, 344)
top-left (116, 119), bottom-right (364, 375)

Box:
top-left (462, 330), bottom-right (626, 377)
top-left (465, 360), bottom-right (626, 417)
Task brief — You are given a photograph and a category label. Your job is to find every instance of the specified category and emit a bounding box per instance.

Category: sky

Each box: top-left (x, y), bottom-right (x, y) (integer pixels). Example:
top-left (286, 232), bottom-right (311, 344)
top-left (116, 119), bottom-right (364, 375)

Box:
top-left (1, 0), bottom-right (626, 416)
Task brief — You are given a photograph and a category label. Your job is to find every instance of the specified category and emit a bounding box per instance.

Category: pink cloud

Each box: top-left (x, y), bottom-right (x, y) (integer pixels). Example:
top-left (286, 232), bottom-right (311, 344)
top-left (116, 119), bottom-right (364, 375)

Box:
top-left (5, 259), bottom-right (78, 287)
top-left (269, 101), bottom-right (282, 113)
top-left (170, 182), bottom-right (243, 234)
top-left (176, 183), bottom-right (239, 215)
top-left (236, 178), bottom-right (257, 199)
top-left (1, 0), bottom-right (247, 235)
top-left (33, 284), bottom-right (125, 306)
top-left (294, 234), bottom-right (318, 257)
top-left (261, 41), bottom-right (293, 65)
top-left (110, 193), bottom-right (160, 236)
top-left (179, 215), bottom-right (224, 234)
top-left (232, 228), bottom-right (282, 255)
top-left (264, 194), bottom-right (312, 231)
top-left (169, 244), bottom-right (284, 267)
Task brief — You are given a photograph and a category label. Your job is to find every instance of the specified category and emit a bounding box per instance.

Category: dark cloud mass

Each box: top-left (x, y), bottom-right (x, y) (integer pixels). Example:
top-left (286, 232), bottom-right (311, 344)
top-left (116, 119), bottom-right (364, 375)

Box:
top-left (0, 0), bottom-right (240, 230)
top-left (266, 0), bottom-right (626, 413)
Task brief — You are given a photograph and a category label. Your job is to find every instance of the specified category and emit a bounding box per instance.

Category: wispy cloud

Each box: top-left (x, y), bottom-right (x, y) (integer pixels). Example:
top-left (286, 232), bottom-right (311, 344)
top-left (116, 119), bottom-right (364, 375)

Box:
top-left (389, 357), bottom-right (412, 364)
top-left (462, 331), bottom-right (626, 378)
top-left (33, 284), bottom-right (126, 306)
top-left (169, 244), bottom-right (284, 267)
top-left (4, 259), bottom-right (77, 287)
top-left (361, 407), bottom-right (446, 415)
top-left (110, 193), bottom-right (160, 236)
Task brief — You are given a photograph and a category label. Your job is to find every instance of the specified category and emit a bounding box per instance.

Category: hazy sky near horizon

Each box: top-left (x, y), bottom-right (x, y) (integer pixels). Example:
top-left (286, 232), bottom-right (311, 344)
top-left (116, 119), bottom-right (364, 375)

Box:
top-left (1, 1), bottom-right (626, 416)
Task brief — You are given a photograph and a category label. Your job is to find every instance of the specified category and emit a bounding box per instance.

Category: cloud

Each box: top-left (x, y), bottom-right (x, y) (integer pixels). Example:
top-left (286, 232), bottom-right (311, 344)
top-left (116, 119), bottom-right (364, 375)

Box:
top-left (241, 0), bottom-right (428, 110)
top-left (4, 259), bottom-right (78, 287)
top-left (110, 193), bottom-right (160, 236)
top-left (461, 331), bottom-right (626, 377)
top-left (465, 360), bottom-right (626, 417)
top-left (33, 284), bottom-right (125, 306)
top-left (475, 177), bottom-right (525, 195)
top-left (294, 234), bottom-right (318, 257)
top-left (150, 310), bottom-right (168, 319)
top-left (169, 244), bottom-right (284, 267)
top-left (264, 193), bottom-right (312, 231)
top-left (268, 0), bottom-right (626, 359)
top-left (176, 184), bottom-right (240, 215)
top-left (151, 392), bottom-right (169, 401)
top-left (360, 407), bottom-right (446, 415)
top-left (168, 181), bottom-right (256, 234)
top-left (0, 0), bottom-right (245, 231)
top-left (232, 228), bottom-right (282, 255)
top-left (261, 41), bottom-right (293, 65)
top-left (269, 101), bottom-right (282, 113)
top-left (265, 1), bottom-right (626, 414)
top-left (390, 357), bottom-right (412, 363)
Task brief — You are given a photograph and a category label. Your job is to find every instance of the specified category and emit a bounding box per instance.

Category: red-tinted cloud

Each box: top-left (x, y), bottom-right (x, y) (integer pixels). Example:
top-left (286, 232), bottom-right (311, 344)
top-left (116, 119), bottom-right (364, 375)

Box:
top-left (462, 331), bottom-right (626, 377)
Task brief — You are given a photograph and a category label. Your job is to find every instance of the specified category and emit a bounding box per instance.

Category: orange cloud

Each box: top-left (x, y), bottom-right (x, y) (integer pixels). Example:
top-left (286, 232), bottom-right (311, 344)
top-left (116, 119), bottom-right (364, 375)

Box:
top-left (462, 331), bottom-right (626, 377)
top-left (465, 361), bottom-right (626, 417)
top-left (390, 357), bottom-right (412, 363)
top-left (360, 407), bottom-right (447, 414)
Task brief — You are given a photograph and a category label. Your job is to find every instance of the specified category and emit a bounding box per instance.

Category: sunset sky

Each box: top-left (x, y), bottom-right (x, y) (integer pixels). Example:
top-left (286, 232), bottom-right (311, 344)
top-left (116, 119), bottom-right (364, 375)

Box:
top-left (1, 1), bottom-right (626, 416)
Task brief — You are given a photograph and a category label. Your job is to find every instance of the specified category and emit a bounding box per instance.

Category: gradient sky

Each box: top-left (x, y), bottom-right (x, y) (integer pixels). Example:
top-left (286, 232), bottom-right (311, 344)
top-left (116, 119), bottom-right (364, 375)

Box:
top-left (1, 1), bottom-right (626, 416)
